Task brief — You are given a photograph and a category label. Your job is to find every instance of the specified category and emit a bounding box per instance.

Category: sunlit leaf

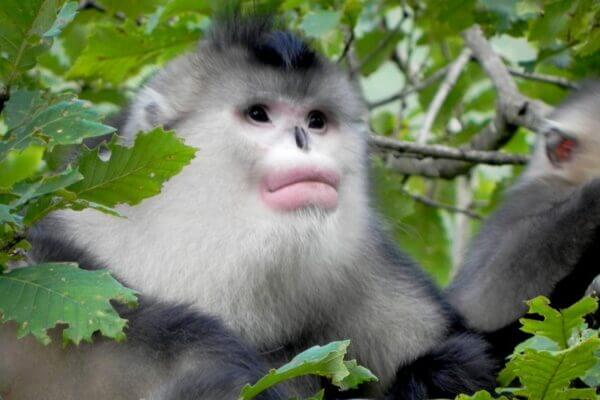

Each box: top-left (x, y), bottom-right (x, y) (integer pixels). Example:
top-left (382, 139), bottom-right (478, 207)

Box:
top-left (68, 128), bottom-right (197, 207)
top-left (0, 263), bottom-right (137, 345)
top-left (68, 20), bottom-right (201, 84)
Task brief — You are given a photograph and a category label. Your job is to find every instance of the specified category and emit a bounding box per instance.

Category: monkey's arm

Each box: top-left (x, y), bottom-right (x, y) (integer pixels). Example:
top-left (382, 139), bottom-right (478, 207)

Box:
top-left (1, 297), bottom-right (283, 400)
top-left (16, 232), bottom-right (283, 400)
top-left (125, 300), bottom-right (285, 400)
top-left (447, 178), bottom-right (600, 332)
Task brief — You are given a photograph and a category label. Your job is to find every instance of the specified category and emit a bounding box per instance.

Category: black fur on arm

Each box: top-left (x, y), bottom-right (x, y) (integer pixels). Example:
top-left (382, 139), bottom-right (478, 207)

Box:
top-left (387, 332), bottom-right (496, 400)
top-left (28, 228), bottom-right (284, 400)
top-left (121, 300), bottom-right (286, 400)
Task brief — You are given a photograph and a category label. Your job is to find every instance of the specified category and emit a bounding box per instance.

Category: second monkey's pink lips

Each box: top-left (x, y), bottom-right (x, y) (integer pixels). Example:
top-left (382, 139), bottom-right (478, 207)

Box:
top-left (261, 168), bottom-right (340, 212)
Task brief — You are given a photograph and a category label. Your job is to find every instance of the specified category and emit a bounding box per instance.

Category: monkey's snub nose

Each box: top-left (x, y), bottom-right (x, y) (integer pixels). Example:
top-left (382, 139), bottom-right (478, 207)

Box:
top-left (294, 126), bottom-right (309, 151)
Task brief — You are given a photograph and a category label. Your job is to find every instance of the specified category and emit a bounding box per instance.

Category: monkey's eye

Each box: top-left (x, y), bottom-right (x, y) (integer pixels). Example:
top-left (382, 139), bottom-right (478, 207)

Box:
top-left (246, 105), bottom-right (270, 123)
top-left (307, 110), bottom-right (327, 131)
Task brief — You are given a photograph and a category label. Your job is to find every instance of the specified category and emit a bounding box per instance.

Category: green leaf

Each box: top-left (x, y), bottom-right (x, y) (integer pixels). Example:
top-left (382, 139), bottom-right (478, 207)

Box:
top-left (0, 1), bottom-right (77, 86)
top-left (67, 20), bottom-right (201, 84)
top-left (301, 390), bottom-right (324, 400)
top-left (68, 128), bottom-right (197, 207)
top-left (0, 90), bottom-right (116, 158)
top-left (520, 296), bottom-right (598, 349)
top-left (0, 146), bottom-right (44, 189)
top-left (0, 263), bottom-right (137, 345)
top-left (511, 335), bottom-right (560, 357)
top-left (456, 390), bottom-right (508, 400)
top-left (500, 339), bottom-right (600, 400)
top-left (370, 111), bottom-right (398, 136)
top-left (0, 204), bottom-right (21, 226)
top-left (43, 1), bottom-right (78, 38)
top-left (582, 350), bottom-right (600, 387)
top-left (11, 167), bottom-right (83, 207)
top-left (239, 340), bottom-right (377, 399)
top-left (299, 10), bottom-right (342, 38)
top-left (354, 29), bottom-right (403, 75)
top-left (146, 0), bottom-right (212, 32)
top-left (95, 0), bottom-right (168, 18)
top-left (339, 360), bottom-right (378, 391)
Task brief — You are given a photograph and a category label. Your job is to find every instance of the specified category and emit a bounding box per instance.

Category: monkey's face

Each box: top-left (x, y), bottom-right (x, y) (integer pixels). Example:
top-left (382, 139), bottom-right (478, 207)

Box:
top-left (540, 87), bottom-right (600, 184)
top-left (232, 101), bottom-right (346, 213)
top-left (121, 41), bottom-right (371, 264)
top-left (526, 83), bottom-right (600, 185)
top-left (162, 50), bottom-right (369, 225)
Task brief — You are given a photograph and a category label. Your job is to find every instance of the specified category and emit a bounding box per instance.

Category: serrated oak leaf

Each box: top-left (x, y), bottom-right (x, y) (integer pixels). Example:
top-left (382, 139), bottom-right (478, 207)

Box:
top-left (0, 90), bottom-right (115, 159)
top-left (240, 340), bottom-right (377, 400)
top-left (0, 1), bottom-right (77, 86)
top-left (0, 263), bottom-right (137, 345)
top-left (519, 296), bottom-right (598, 349)
top-left (68, 128), bottom-right (197, 207)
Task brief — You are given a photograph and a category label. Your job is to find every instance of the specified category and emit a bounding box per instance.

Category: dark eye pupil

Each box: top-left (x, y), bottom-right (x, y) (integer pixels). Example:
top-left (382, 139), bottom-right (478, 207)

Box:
top-left (248, 105), bottom-right (269, 123)
top-left (308, 112), bottom-right (326, 129)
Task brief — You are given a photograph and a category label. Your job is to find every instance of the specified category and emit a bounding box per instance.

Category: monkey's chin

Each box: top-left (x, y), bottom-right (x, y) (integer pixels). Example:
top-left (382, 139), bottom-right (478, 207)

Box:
top-left (261, 182), bottom-right (338, 212)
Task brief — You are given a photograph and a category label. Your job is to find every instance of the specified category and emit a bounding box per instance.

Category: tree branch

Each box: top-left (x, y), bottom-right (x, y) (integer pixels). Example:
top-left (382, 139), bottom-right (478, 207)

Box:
top-left (380, 25), bottom-right (552, 179)
top-left (400, 186), bottom-right (482, 220)
top-left (417, 48), bottom-right (471, 144)
top-left (369, 134), bottom-right (528, 165)
top-left (351, 17), bottom-right (406, 75)
top-left (337, 30), bottom-right (354, 64)
top-left (462, 26), bottom-right (551, 131)
top-left (507, 68), bottom-right (578, 90)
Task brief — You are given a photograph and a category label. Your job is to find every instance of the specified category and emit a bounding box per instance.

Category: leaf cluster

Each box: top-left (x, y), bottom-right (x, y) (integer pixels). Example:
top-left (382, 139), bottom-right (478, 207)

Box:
top-left (459, 296), bottom-right (600, 400)
top-left (239, 340), bottom-right (378, 400)
top-left (0, 0), bottom-right (196, 344)
top-left (3, 0), bottom-right (598, 287)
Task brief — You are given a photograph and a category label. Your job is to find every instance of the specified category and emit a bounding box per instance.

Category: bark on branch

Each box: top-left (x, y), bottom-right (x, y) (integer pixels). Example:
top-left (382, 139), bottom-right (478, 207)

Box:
top-left (369, 135), bottom-right (528, 166)
top-left (382, 25), bottom-right (553, 179)
top-left (417, 48), bottom-right (472, 144)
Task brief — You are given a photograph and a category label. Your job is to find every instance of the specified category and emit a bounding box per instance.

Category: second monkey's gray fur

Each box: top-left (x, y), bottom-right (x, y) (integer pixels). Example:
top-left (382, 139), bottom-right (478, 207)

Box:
top-left (1, 13), bottom-right (494, 400)
top-left (447, 83), bottom-right (600, 356)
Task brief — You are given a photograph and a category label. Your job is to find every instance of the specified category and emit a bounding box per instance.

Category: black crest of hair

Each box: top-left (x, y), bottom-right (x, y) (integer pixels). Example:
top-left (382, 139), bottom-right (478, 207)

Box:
top-left (209, 9), bottom-right (318, 70)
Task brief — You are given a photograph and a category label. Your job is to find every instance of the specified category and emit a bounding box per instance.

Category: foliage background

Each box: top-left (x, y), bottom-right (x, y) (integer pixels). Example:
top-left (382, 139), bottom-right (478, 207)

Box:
top-left (5, 0), bottom-right (594, 286)
top-left (0, 0), bottom-right (599, 398)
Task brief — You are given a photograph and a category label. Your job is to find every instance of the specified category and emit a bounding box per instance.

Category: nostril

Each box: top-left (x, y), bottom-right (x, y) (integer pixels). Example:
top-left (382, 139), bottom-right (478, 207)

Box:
top-left (294, 126), bottom-right (309, 151)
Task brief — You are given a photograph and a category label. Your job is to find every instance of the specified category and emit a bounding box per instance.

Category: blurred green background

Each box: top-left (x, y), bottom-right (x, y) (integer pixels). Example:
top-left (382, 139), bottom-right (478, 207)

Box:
top-left (4, 0), bottom-right (598, 286)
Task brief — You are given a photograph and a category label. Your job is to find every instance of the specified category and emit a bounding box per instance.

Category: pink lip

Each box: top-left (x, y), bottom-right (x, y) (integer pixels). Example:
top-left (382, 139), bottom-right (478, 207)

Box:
top-left (261, 168), bottom-right (340, 211)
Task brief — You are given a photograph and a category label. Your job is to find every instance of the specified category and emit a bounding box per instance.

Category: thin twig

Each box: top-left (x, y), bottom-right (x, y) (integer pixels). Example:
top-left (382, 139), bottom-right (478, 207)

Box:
top-left (507, 68), bottom-right (578, 90)
top-left (381, 26), bottom-right (553, 178)
top-left (417, 48), bottom-right (472, 144)
top-left (351, 17), bottom-right (406, 75)
top-left (337, 30), bottom-right (354, 64)
top-left (399, 186), bottom-right (482, 219)
top-left (368, 66), bottom-right (449, 109)
top-left (463, 26), bottom-right (551, 131)
top-left (369, 134), bottom-right (529, 165)
top-left (0, 88), bottom-right (8, 114)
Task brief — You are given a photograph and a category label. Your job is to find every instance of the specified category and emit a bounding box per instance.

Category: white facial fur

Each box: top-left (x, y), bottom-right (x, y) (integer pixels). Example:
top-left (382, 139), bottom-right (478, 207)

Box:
top-left (39, 44), bottom-right (449, 391)
top-left (525, 85), bottom-right (600, 185)
top-left (50, 78), bottom-right (373, 348)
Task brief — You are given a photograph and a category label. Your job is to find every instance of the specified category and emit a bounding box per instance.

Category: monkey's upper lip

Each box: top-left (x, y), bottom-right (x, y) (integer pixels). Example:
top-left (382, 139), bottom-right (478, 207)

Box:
top-left (263, 168), bottom-right (340, 193)
top-left (261, 168), bottom-right (340, 211)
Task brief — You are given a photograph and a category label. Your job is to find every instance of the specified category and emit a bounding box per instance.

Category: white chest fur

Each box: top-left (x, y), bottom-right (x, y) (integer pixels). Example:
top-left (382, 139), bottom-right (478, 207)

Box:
top-left (49, 156), bottom-right (373, 347)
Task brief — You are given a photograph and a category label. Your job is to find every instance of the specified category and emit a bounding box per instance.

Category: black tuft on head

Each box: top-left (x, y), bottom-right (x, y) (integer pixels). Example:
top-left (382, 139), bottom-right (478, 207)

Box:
top-left (209, 10), bottom-right (318, 70)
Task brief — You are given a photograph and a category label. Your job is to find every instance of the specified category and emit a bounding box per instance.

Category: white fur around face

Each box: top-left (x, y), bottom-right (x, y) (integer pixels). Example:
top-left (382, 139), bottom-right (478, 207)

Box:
top-left (51, 92), bottom-right (373, 348)
top-left (40, 68), bottom-right (449, 391)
